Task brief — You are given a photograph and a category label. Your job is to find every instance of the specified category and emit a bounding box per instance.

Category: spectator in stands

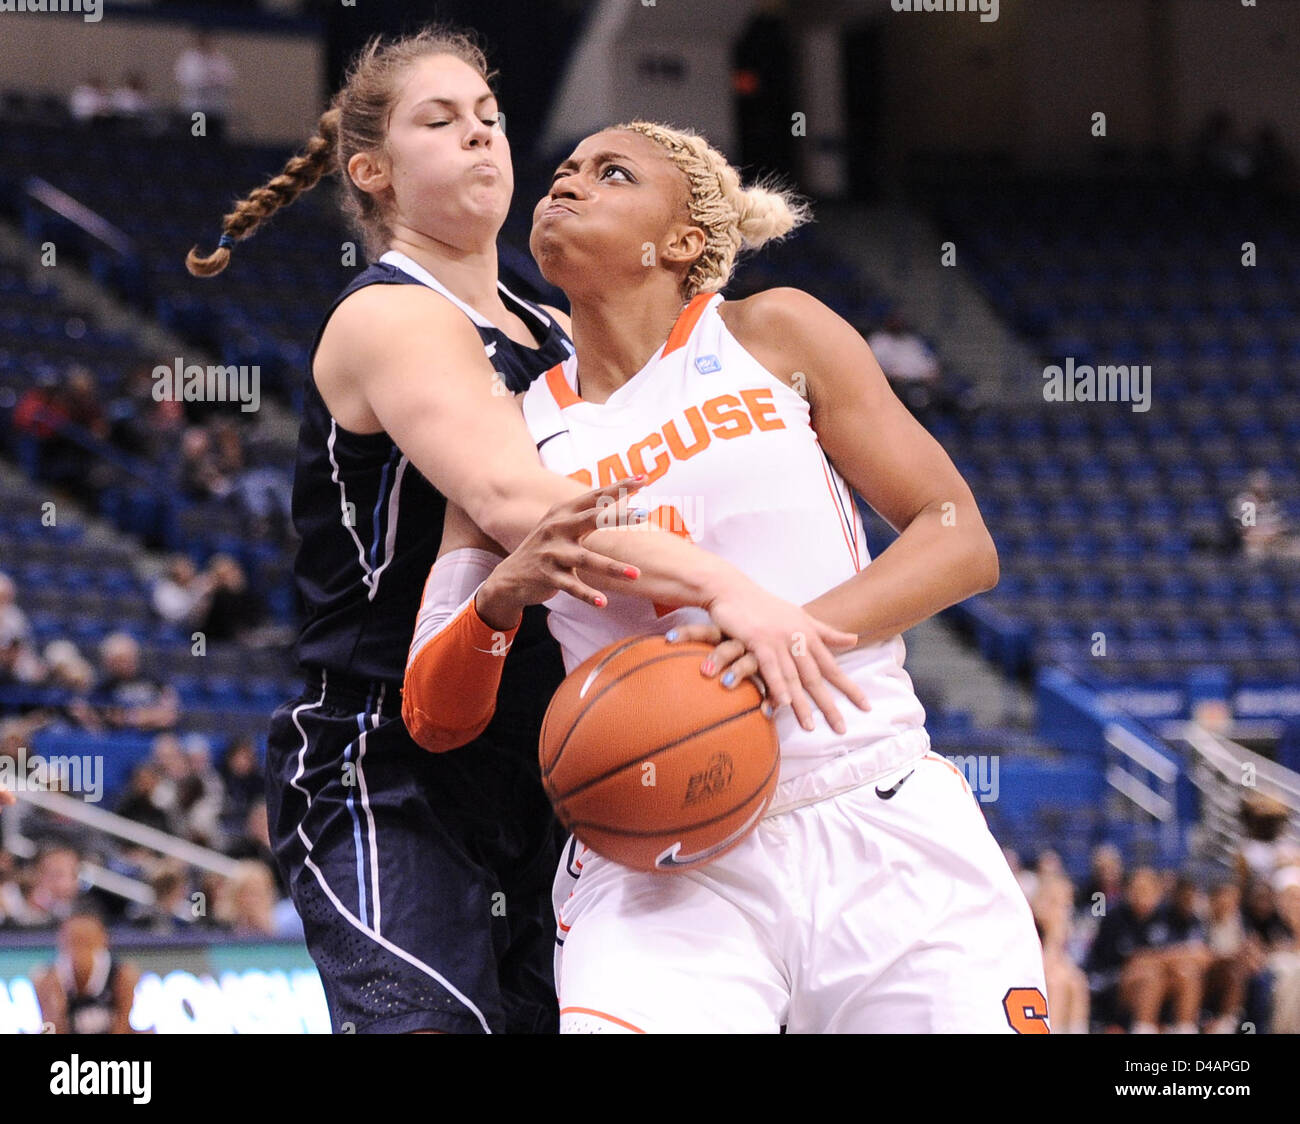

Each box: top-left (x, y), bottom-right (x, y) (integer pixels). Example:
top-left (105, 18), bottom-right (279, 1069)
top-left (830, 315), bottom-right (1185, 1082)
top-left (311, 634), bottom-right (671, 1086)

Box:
top-left (1242, 876), bottom-right (1288, 946)
top-left (173, 30), bottom-right (236, 142)
top-left (179, 426), bottom-right (233, 502)
top-left (215, 859), bottom-right (298, 938)
top-left (198, 554), bottom-right (266, 643)
top-left (0, 845), bottom-right (20, 927)
top-left (137, 861), bottom-right (192, 935)
top-left (225, 797), bottom-right (288, 898)
top-left (1235, 791), bottom-right (1300, 886)
top-left (867, 313), bottom-right (945, 415)
top-left (1240, 875), bottom-right (1286, 1030)
top-left (219, 736), bottom-right (264, 837)
top-left (115, 763), bottom-right (171, 834)
top-left (1032, 873), bottom-right (1089, 1033)
top-left (1086, 866), bottom-right (1209, 1033)
top-left (68, 74), bottom-right (111, 124)
top-left (0, 615), bottom-right (46, 688)
top-left (0, 571), bottom-right (32, 642)
top-left (1204, 878), bottom-right (1248, 1034)
top-left (212, 419), bottom-right (293, 538)
top-left (86, 632), bottom-right (179, 732)
top-left (1229, 470), bottom-right (1300, 559)
top-left (12, 371), bottom-right (84, 491)
top-left (63, 366), bottom-right (110, 444)
top-left (109, 363), bottom-right (186, 463)
top-left (176, 736), bottom-right (225, 848)
top-left (151, 555), bottom-right (212, 629)
top-left (1268, 867), bottom-right (1300, 1033)
top-left (43, 640), bottom-right (95, 693)
top-left (7, 843), bottom-right (82, 929)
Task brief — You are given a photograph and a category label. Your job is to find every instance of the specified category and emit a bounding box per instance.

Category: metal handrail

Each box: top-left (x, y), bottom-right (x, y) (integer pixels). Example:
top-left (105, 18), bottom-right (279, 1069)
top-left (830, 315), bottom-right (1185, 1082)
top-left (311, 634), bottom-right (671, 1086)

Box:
top-left (7, 787), bottom-right (241, 878)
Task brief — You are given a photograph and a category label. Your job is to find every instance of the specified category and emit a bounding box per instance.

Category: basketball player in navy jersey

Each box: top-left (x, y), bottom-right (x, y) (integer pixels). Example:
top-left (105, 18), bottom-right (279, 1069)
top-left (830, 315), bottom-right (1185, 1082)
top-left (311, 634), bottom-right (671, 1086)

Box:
top-left (186, 28), bottom-right (857, 1035)
top-left (33, 910), bottom-right (141, 1035)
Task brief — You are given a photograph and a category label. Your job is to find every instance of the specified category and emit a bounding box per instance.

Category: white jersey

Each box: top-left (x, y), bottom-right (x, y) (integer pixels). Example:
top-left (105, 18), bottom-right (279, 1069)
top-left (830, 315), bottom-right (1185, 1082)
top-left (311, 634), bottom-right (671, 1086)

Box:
top-left (521, 291), bottom-right (929, 805)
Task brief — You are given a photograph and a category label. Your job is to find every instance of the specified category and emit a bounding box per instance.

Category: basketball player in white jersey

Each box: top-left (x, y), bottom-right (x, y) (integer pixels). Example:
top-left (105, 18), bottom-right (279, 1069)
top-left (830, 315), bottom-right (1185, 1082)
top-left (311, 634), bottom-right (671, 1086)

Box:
top-left (403, 122), bottom-right (1048, 1033)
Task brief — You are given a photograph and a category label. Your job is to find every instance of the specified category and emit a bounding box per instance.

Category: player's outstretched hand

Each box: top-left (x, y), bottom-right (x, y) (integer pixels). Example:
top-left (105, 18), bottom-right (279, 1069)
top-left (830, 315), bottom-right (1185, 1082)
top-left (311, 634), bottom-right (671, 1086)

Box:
top-left (687, 589), bottom-right (870, 736)
top-left (476, 476), bottom-right (647, 626)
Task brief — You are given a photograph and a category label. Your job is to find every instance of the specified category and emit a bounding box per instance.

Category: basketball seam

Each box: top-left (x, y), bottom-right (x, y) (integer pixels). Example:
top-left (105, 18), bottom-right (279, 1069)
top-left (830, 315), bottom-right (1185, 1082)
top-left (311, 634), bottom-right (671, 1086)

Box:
top-left (547, 701), bottom-right (768, 804)
top-left (540, 634), bottom-right (664, 777)
top-left (564, 750), bottom-right (780, 839)
top-left (541, 643), bottom-right (724, 780)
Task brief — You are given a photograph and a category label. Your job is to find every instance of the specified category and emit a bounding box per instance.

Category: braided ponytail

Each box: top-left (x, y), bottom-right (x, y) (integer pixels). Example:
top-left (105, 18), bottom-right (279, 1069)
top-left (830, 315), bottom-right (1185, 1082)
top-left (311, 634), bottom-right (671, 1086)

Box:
top-left (186, 104), bottom-right (340, 277)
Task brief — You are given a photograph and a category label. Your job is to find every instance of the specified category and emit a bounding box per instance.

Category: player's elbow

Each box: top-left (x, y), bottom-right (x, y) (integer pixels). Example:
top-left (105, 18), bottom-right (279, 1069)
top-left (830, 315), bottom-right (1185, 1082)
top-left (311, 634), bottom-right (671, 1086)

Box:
top-left (968, 526), bottom-right (999, 594)
top-left (401, 689), bottom-right (486, 754)
top-left (462, 477), bottom-right (530, 554)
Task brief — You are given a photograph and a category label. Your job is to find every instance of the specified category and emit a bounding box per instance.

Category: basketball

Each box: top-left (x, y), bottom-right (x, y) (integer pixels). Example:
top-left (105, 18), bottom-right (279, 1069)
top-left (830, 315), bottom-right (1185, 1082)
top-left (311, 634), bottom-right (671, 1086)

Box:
top-left (539, 635), bottom-right (780, 873)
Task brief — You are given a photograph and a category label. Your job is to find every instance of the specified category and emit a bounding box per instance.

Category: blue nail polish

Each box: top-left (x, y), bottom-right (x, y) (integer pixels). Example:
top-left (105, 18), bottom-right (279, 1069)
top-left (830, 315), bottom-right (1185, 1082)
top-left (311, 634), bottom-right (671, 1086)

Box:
top-left (665, 629), bottom-right (678, 642)
top-left (721, 671), bottom-right (735, 687)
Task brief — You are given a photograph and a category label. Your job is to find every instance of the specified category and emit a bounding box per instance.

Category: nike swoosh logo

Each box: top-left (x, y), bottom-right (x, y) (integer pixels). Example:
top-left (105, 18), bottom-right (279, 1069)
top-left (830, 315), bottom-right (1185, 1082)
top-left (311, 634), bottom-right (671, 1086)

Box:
top-left (536, 430), bottom-right (568, 452)
top-left (654, 801), bottom-right (768, 870)
top-left (875, 769), bottom-right (915, 800)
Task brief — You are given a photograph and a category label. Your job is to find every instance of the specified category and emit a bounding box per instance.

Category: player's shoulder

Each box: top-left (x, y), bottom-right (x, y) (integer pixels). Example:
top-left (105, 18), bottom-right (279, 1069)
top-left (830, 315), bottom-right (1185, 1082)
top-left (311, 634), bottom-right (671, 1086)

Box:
top-left (539, 303), bottom-right (572, 335)
top-left (719, 287), bottom-right (835, 350)
top-left (320, 276), bottom-right (485, 372)
top-left (329, 276), bottom-right (476, 338)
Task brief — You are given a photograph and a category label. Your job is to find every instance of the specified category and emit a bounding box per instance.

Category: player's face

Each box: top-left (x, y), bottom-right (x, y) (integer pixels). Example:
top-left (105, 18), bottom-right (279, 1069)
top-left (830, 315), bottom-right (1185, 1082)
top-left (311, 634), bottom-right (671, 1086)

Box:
top-left (380, 54), bottom-right (512, 243)
top-left (531, 129), bottom-right (697, 293)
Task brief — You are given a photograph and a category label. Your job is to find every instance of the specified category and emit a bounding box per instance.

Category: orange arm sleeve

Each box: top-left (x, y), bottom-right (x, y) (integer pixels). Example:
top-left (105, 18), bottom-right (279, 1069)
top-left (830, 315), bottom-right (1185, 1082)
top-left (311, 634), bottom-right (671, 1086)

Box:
top-left (402, 586), bottom-right (519, 754)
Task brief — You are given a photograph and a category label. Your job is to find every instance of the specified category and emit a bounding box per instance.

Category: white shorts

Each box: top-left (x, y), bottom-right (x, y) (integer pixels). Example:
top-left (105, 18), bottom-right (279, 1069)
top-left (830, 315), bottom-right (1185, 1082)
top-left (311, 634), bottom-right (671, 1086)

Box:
top-left (552, 749), bottom-right (1049, 1033)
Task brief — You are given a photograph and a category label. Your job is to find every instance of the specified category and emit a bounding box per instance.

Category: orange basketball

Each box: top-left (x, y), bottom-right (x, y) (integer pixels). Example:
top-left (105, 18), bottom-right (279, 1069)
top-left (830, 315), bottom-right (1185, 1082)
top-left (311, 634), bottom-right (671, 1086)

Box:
top-left (539, 634), bottom-right (780, 873)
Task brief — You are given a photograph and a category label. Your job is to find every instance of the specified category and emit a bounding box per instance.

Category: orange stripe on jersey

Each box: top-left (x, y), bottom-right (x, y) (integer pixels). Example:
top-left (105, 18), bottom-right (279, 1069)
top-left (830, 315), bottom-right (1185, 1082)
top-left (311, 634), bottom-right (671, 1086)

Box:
top-left (560, 1006), bottom-right (646, 1034)
top-left (546, 363), bottom-right (582, 409)
top-left (661, 292), bottom-right (714, 357)
top-left (818, 452), bottom-right (861, 571)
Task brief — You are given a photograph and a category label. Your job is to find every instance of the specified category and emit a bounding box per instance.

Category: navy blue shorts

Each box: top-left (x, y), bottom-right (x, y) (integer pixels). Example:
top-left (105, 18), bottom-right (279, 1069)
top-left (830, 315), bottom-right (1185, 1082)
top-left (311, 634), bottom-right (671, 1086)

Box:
top-left (265, 668), bottom-right (566, 1034)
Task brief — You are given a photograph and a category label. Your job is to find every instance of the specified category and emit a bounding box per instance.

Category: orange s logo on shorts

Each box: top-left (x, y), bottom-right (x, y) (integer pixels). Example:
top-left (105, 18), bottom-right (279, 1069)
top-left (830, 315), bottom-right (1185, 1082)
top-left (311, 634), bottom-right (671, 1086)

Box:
top-left (1002, 987), bottom-right (1050, 1034)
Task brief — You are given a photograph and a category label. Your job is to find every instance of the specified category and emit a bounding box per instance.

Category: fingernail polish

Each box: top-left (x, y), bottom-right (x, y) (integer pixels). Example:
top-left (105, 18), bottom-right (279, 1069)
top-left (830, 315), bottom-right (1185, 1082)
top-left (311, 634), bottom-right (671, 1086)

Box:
top-left (594, 594), bottom-right (606, 607)
top-left (721, 671), bottom-right (735, 687)
top-left (623, 565), bottom-right (639, 579)
top-left (665, 630), bottom-right (678, 642)
top-left (701, 661), bottom-right (715, 675)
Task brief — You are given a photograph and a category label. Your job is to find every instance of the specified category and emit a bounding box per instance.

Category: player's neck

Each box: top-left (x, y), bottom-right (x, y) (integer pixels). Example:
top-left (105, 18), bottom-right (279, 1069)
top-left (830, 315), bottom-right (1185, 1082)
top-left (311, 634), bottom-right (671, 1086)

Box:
top-left (387, 230), bottom-right (505, 320)
top-left (567, 284), bottom-right (688, 404)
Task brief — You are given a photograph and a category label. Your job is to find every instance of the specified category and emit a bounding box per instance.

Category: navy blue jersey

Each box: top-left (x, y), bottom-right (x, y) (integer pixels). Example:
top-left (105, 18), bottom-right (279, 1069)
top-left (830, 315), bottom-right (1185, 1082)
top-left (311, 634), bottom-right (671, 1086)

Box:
top-left (290, 254), bottom-right (573, 683)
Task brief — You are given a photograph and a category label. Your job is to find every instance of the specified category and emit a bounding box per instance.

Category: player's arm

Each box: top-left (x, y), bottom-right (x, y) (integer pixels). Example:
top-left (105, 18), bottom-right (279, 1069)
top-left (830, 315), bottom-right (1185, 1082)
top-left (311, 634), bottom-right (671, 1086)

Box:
top-left (33, 967), bottom-right (68, 1034)
top-left (111, 961), bottom-right (140, 1034)
top-left (723, 289), bottom-right (999, 645)
top-left (330, 286), bottom-right (863, 728)
top-left (402, 480), bottom-right (644, 753)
